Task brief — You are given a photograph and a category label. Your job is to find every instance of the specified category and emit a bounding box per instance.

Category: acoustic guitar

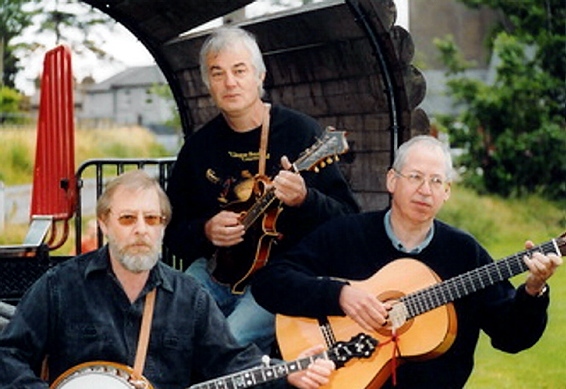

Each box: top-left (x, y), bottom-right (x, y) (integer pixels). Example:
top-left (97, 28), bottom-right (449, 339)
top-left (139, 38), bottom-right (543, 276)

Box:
top-left (51, 333), bottom-right (377, 389)
top-left (211, 126), bottom-right (350, 294)
top-left (276, 233), bottom-right (565, 389)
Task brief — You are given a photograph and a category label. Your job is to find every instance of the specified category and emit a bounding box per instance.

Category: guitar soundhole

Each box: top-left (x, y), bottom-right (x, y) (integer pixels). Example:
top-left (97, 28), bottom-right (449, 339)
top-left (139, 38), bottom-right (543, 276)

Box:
top-left (376, 290), bottom-right (413, 337)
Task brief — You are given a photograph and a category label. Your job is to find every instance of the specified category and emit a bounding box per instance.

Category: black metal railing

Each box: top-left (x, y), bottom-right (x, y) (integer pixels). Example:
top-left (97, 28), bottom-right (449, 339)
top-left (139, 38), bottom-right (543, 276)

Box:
top-left (0, 157), bottom-right (183, 304)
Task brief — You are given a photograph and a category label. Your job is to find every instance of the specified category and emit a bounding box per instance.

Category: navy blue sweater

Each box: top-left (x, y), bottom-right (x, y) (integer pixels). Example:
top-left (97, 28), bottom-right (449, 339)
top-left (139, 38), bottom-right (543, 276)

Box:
top-left (253, 210), bottom-right (549, 388)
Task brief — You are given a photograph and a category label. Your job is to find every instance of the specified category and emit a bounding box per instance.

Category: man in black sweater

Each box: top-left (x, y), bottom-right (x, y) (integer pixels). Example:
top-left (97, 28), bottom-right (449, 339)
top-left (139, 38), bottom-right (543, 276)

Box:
top-left (164, 26), bottom-right (359, 355)
top-left (252, 135), bottom-right (562, 388)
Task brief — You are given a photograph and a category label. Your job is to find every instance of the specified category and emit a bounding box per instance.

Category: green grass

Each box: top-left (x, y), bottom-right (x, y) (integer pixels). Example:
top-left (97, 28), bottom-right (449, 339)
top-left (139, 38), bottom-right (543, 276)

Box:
top-left (438, 186), bottom-right (566, 388)
top-left (0, 126), bottom-right (171, 186)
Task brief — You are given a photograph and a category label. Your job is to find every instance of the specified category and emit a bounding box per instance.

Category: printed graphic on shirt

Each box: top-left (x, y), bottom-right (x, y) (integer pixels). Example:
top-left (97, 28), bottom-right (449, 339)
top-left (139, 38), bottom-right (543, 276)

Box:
top-left (206, 149), bottom-right (271, 205)
top-left (228, 150), bottom-right (268, 162)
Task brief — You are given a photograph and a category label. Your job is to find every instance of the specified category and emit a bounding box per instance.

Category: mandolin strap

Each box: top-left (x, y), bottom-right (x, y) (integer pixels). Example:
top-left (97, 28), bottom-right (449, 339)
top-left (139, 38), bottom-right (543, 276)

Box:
top-left (132, 288), bottom-right (156, 381)
top-left (258, 103), bottom-right (271, 177)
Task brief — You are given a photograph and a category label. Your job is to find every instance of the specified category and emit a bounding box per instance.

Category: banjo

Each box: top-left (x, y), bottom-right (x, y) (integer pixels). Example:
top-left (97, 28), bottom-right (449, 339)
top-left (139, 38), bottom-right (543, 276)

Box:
top-left (50, 333), bottom-right (377, 389)
top-left (50, 361), bottom-right (153, 389)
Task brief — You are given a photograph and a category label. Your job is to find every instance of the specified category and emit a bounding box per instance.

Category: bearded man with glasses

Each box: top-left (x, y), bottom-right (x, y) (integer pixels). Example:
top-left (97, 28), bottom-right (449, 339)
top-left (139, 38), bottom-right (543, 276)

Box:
top-left (0, 169), bottom-right (334, 389)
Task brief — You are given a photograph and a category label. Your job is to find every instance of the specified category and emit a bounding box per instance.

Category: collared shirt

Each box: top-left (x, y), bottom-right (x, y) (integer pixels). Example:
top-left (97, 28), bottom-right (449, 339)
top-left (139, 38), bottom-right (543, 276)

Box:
top-left (0, 247), bottom-right (283, 389)
top-left (384, 209), bottom-right (434, 254)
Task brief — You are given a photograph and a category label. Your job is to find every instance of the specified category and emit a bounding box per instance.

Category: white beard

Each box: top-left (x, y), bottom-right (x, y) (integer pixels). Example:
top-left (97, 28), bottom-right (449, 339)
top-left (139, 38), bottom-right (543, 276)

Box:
top-left (108, 235), bottom-right (162, 273)
top-left (119, 251), bottom-right (159, 273)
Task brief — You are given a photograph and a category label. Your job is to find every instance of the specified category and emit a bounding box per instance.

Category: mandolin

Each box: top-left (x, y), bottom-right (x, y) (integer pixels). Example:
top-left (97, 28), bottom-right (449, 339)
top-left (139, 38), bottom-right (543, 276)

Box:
top-left (276, 232), bottom-right (565, 389)
top-left (211, 126), bottom-right (350, 294)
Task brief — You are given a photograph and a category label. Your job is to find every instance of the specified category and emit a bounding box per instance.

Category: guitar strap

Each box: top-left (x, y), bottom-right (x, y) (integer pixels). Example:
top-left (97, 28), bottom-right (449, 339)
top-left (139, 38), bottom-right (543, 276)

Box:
top-left (258, 103), bottom-right (271, 177)
top-left (132, 288), bottom-right (156, 382)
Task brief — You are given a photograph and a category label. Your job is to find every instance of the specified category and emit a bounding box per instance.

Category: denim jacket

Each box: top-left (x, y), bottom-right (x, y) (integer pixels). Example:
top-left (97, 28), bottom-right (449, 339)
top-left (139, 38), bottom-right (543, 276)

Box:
top-left (0, 247), bottom-right (284, 389)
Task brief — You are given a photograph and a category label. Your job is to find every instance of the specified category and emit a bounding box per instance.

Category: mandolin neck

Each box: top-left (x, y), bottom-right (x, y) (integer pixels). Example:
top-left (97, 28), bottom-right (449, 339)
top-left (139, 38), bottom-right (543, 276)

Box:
top-left (239, 187), bottom-right (278, 230)
top-left (238, 127), bottom-right (349, 231)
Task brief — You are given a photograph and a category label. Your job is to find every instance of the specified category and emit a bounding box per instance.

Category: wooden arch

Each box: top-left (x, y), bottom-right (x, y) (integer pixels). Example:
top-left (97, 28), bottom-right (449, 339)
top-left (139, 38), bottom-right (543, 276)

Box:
top-left (80, 0), bottom-right (429, 210)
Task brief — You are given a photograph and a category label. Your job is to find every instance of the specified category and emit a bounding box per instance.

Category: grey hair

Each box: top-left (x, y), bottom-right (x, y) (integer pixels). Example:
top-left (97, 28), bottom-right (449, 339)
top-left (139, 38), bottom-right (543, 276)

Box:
top-left (199, 26), bottom-right (266, 96)
top-left (392, 135), bottom-right (454, 181)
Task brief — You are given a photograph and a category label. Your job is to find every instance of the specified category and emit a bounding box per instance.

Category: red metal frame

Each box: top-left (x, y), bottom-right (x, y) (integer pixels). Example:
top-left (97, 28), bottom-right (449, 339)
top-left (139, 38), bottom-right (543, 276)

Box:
top-left (30, 45), bottom-right (77, 249)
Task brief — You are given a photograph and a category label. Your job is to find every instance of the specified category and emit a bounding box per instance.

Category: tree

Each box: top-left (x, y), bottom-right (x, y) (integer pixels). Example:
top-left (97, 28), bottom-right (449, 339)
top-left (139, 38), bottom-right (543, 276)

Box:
top-left (30, 0), bottom-right (114, 59)
top-left (0, 0), bottom-right (35, 87)
top-left (0, 86), bottom-right (28, 124)
top-left (436, 0), bottom-right (566, 201)
top-left (1, 0), bottom-right (117, 93)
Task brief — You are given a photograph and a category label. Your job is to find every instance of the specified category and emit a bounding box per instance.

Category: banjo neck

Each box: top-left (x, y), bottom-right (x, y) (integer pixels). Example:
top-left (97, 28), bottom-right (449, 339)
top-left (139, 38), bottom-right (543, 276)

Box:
top-left (51, 333), bottom-right (378, 389)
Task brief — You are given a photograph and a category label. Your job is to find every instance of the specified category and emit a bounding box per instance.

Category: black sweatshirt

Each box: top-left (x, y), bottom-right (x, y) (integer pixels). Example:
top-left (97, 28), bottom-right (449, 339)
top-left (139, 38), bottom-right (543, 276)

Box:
top-left (164, 104), bottom-right (359, 268)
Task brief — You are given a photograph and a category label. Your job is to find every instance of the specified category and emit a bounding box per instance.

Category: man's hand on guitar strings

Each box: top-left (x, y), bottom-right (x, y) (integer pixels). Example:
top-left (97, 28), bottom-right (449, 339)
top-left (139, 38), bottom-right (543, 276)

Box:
top-left (273, 156), bottom-right (308, 207)
top-left (205, 211), bottom-right (245, 247)
top-left (523, 240), bottom-right (562, 296)
top-left (339, 285), bottom-right (392, 332)
top-left (287, 345), bottom-right (336, 389)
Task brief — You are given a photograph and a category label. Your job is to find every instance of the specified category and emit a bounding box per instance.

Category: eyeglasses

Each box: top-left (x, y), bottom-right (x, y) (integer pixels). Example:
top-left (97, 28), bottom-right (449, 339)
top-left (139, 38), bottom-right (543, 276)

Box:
top-left (110, 211), bottom-right (166, 227)
top-left (394, 170), bottom-right (448, 190)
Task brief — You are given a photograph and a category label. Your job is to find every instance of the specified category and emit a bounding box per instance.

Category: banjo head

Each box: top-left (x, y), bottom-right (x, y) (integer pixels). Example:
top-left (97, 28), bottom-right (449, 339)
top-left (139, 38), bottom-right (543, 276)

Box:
top-left (51, 361), bottom-right (153, 389)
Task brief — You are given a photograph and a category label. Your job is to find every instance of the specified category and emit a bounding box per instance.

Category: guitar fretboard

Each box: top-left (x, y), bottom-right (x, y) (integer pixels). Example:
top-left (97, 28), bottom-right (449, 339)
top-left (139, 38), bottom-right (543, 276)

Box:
top-left (401, 239), bottom-right (560, 319)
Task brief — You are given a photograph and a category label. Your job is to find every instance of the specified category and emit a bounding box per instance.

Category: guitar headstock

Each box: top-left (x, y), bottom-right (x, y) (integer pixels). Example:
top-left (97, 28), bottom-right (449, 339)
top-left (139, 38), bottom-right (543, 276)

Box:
top-left (327, 333), bottom-right (378, 368)
top-left (294, 126), bottom-right (349, 173)
top-left (556, 231), bottom-right (566, 256)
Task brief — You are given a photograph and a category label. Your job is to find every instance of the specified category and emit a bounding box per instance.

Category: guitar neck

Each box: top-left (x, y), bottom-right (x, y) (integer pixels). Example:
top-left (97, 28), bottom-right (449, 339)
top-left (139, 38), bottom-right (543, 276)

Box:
top-left (401, 239), bottom-right (560, 320)
top-left (188, 352), bottom-right (327, 389)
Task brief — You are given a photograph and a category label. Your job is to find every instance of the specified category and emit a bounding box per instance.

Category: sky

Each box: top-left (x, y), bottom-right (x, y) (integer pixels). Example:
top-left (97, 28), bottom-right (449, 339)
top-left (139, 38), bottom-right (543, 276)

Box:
top-left (15, 0), bottom-right (408, 96)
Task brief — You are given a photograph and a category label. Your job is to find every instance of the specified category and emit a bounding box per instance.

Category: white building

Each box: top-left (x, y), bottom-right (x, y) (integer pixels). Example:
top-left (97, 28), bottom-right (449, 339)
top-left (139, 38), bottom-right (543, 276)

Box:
top-left (79, 65), bottom-right (174, 128)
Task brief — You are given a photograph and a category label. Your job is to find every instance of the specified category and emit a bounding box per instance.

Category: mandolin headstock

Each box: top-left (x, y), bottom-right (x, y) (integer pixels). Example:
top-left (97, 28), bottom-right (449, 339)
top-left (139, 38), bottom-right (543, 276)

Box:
top-left (294, 126), bottom-right (349, 173)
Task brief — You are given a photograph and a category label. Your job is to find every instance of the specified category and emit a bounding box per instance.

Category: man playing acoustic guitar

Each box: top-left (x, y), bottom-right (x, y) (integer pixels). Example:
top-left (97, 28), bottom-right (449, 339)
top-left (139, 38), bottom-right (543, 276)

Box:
top-left (0, 170), bottom-right (335, 388)
top-left (252, 135), bottom-right (563, 388)
top-left (164, 26), bottom-right (359, 355)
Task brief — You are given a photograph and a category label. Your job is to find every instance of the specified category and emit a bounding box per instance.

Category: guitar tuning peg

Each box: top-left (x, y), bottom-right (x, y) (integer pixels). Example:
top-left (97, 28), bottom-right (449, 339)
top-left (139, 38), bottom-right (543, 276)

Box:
top-left (319, 162), bottom-right (326, 168)
top-left (314, 166), bottom-right (320, 173)
top-left (326, 157), bottom-right (333, 164)
top-left (335, 155), bottom-right (340, 161)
